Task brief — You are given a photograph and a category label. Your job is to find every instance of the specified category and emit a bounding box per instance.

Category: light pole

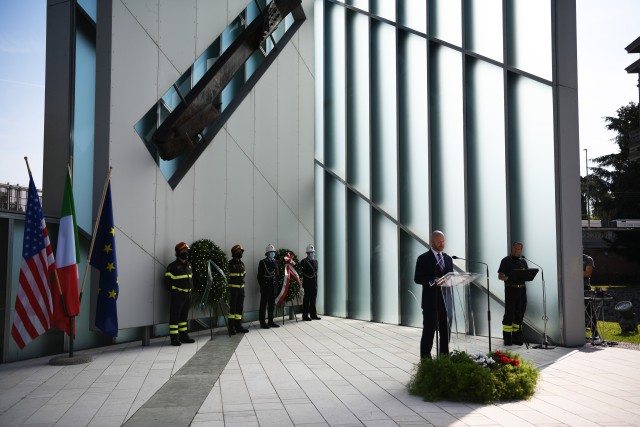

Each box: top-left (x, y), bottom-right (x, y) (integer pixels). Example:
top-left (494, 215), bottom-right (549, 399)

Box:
top-left (584, 148), bottom-right (591, 228)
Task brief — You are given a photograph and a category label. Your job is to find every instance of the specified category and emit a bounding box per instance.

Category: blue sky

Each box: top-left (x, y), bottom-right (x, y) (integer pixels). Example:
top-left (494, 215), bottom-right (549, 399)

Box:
top-left (0, 1), bottom-right (639, 188)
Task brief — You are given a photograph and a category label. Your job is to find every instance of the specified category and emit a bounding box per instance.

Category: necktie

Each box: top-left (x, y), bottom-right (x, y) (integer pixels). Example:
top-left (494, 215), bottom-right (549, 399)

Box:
top-left (437, 253), bottom-right (445, 270)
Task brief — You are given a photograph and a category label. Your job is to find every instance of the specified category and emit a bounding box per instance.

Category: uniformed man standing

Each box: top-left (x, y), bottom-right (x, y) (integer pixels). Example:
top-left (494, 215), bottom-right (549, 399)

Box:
top-left (257, 244), bottom-right (280, 329)
top-left (165, 242), bottom-right (196, 346)
top-left (228, 244), bottom-right (249, 336)
top-left (301, 244), bottom-right (320, 321)
top-left (498, 241), bottom-right (528, 346)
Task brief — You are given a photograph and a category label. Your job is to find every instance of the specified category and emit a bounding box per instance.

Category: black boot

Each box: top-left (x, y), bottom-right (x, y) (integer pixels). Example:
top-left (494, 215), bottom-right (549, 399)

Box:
top-left (267, 321), bottom-right (280, 328)
top-left (311, 316), bottom-right (321, 320)
top-left (170, 335), bottom-right (181, 346)
top-left (503, 331), bottom-right (512, 346)
top-left (235, 320), bottom-right (249, 333)
top-left (228, 319), bottom-right (237, 336)
top-left (179, 331), bottom-right (195, 344)
top-left (512, 330), bottom-right (524, 346)
top-left (302, 316), bottom-right (312, 321)
top-left (260, 322), bottom-right (270, 329)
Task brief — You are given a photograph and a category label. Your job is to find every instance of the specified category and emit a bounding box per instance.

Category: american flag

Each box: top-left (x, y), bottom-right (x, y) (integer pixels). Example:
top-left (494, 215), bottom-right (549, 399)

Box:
top-left (11, 177), bottom-right (56, 349)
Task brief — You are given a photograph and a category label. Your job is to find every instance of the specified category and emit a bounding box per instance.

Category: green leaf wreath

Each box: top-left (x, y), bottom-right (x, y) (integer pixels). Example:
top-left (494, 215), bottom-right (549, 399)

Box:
top-left (189, 239), bottom-right (229, 311)
top-left (276, 248), bottom-right (302, 304)
top-left (408, 349), bottom-right (539, 403)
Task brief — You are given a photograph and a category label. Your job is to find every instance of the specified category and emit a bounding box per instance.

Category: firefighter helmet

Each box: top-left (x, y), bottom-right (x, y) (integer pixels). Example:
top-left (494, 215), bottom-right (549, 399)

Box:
top-left (175, 242), bottom-right (189, 255)
top-left (231, 244), bottom-right (244, 255)
top-left (265, 243), bottom-right (276, 255)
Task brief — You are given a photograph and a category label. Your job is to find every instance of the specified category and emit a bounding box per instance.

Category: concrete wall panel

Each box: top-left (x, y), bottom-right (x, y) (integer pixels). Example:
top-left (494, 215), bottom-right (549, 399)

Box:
top-left (277, 199), bottom-right (299, 252)
top-left (121, 0), bottom-right (159, 44)
top-left (298, 0), bottom-right (315, 74)
top-left (227, 91), bottom-right (255, 162)
top-left (254, 63), bottom-right (279, 189)
top-left (194, 131), bottom-right (228, 243)
top-left (299, 61), bottom-right (315, 232)
top-left (159, 0), bottom-right (196, 73)
top-left (116, 233), bottom-right (156, 328)
top-left (196, 0), bottom-right (228, 56)
top-left (277, 45), bottom-right (300, 219)
top-left (157, 50), bottom-right (180, 100)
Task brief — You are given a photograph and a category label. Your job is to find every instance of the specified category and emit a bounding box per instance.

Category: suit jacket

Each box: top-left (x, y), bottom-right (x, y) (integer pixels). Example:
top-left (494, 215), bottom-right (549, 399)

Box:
top-left (414, 250), bottom-right (453, 309)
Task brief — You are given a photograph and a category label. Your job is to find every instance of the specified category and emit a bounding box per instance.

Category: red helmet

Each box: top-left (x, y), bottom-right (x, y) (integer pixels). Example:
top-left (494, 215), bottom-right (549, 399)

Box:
top-left (175, 242), bottom-right (189, 255)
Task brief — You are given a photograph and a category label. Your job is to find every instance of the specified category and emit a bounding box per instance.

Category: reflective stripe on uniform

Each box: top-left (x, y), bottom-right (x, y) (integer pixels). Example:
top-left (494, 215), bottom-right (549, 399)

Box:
top-left (165, 272), bottom-right (193, 280)
top-left (169, 324), bottom-right (179, 335)
top-left (171, 285), bottom-right (191, 292)
top-left (229, 284), bottom-right (245, 288)
top-left (229, 272), bottom-right (246, 277)
top-left (178, 321), bottom-right (187, 332)
top-left (512, 324), bottom-right (521, 331)
top-left (503, 325), bottom-right (515, 332)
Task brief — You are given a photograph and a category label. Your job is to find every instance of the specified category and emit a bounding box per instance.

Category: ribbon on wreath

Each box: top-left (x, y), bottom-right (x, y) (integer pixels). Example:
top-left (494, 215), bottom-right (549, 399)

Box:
top-left (200, 259), bottom-right (226, 310)
top-left (275, 252), bottom-right (300, 306)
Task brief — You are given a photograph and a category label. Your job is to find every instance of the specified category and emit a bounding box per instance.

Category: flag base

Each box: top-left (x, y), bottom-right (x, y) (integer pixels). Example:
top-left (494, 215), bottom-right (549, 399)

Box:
top-left (49, 354), bottom-right (93, 366)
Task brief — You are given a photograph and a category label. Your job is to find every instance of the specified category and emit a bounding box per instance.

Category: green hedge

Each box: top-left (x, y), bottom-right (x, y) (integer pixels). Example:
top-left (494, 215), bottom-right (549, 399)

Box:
top-left (408, 349), bottom-right (539, 403)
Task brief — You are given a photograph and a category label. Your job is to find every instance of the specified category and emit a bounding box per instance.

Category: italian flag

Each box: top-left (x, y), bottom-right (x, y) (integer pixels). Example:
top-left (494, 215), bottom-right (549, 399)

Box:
top-left (53, 167), bottom-right (81, 335)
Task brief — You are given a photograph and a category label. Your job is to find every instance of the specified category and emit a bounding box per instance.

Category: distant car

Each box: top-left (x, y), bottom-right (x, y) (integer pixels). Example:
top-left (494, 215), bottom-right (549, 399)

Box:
top-left (611, 219), bottom-right (640, 228)
top-left (582, 219), bottom-right (602, 228)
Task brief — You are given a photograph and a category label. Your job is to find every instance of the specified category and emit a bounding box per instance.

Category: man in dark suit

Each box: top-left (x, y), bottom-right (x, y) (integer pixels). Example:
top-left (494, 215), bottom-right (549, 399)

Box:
top-left (414, 230), bottom-right (454, 359)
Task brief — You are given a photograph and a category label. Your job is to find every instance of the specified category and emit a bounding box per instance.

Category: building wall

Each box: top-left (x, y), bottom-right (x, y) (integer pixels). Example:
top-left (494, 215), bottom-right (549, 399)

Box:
top-left (92, 0), bottom-right (316, 329)
top-left (317, 0), bottom-right (584, 346)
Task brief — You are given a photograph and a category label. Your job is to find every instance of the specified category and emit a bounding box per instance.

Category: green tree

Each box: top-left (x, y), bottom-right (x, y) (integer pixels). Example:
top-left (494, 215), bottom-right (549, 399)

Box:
top-left (587, 102), bottom-right (640, 221)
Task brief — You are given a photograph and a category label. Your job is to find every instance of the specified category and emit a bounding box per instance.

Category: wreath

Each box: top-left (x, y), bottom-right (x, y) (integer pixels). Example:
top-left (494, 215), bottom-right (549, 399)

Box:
top-left (276, 248), bottom-right (303, 304)
top-left (189, 239), bottom-right (229, 311)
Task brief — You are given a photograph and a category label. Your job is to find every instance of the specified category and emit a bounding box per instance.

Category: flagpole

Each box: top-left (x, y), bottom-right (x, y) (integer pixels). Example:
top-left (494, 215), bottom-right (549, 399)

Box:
top-left (66, 159), bottom-right (76, 357)
top-left (79, 166), bottom-right (112, 303)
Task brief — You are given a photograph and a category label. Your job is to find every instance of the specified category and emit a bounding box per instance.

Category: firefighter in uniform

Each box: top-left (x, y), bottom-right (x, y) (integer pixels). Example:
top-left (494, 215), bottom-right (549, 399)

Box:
top-left (165, 242), bottom-right (196, 346)
top-left (498, 241), bottom-right (528, 346)
top-left (228, 244), bottom-right (249, 335)
top-left (301, 244), bottom-right (320, 321)
top-left (257, 244), bottom-right (280, 329)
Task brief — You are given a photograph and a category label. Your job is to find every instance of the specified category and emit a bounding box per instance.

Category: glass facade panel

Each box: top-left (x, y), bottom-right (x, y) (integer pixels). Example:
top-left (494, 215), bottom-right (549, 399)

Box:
top-left (429, 44), bottom-right (465, 257)
top-left (347, 191), bottom-right (371, 320)
top-left (398, 31), bottom-right (429, 241)
top-left (317, 0), bottom-right (577, 346)
top-left (430, 0), bottom-right (461, 46)
top-left (324, 2), bottom-right (346, 178)
top-left (78, 0), bottom-right (97, 23)
top-left (370, 21), bottom-right (397, 218)
top-left (507, 73), bottom-right (558, 341)
top-left (346, 11), bottom-right (370, 196)
top-left (466, 58), bottom-right (508, 318)
top-left (324, 173), bottom-right (347, 317)
top-left (371, 211), bottom-right (398, 324)
top-left (399, 231), bottom-right (427, 327)
top-left (73, 19), bottom-right (96, 233)
top-left (346, 0), bottom-right (368, 12)
top-left (507, 0), bottom-right (552, 80)
top-left (371, 0), bottom-right (394, 22)
top-left (465, 0), bottom-right (502, 61)
top-left (398, 0), bottom-right (426, 34)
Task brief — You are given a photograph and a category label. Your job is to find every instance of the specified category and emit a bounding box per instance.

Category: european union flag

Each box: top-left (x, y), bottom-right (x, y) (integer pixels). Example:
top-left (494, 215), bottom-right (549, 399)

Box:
top-left (90, 182), bottom-right (118, 337)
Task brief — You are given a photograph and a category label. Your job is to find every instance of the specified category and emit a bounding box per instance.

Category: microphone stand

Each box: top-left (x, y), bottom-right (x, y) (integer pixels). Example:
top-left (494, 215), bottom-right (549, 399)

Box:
top-left (523, 256), bottom-right (554, 350)
top-left (453, 256), bottom-right (491, 353)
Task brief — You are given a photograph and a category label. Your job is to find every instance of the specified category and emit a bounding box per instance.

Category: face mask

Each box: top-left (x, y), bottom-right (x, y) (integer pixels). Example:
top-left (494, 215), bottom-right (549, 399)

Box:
top-left (307, 253), bottom-right (315, 260)
top-left (179, 251), bottom-right (189, 261)
top-left (268, 252), bottom-right (276, 259)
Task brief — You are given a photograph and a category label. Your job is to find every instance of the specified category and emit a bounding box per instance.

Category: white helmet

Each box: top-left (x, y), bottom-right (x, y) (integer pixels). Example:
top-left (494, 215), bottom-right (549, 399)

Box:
top-left (265, 243), bottom-right (276, 255)
top-left (306, 244), bottom-right (315, 253)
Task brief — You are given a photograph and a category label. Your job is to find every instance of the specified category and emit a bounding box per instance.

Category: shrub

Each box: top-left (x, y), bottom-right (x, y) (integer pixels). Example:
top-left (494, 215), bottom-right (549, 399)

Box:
top-left (408, 349), bottom-right (539, 403)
